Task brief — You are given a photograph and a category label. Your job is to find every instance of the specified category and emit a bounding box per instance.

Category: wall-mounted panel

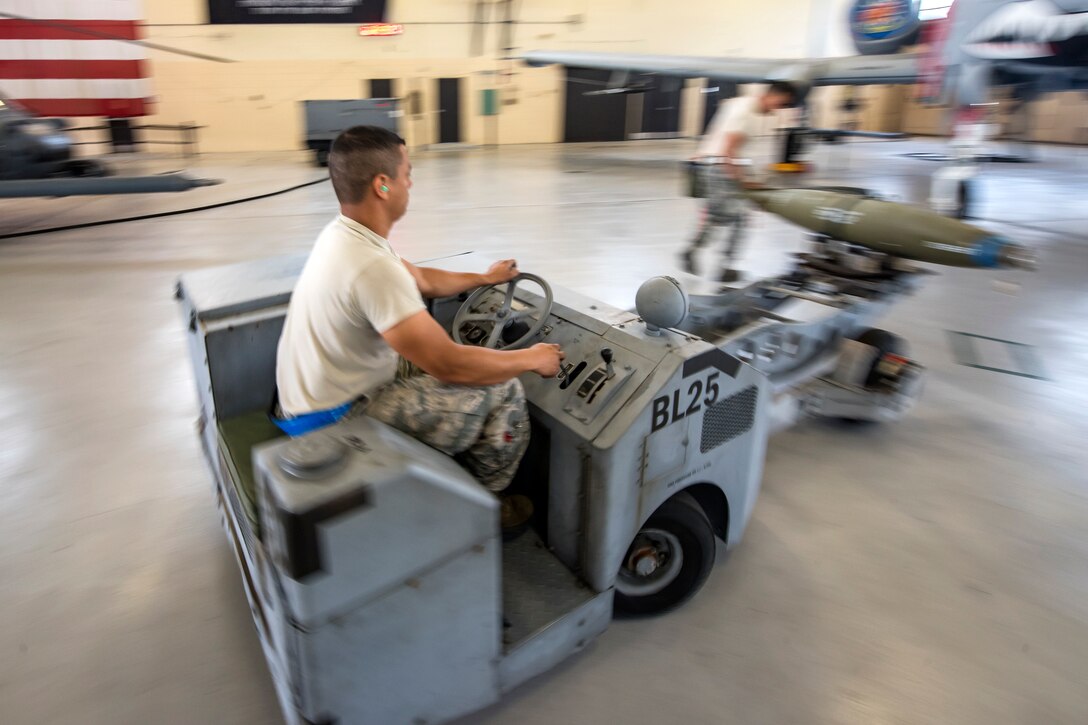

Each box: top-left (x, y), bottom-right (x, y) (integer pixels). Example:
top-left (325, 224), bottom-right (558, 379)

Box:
top-left (207, 0), bottom-right (387, 24)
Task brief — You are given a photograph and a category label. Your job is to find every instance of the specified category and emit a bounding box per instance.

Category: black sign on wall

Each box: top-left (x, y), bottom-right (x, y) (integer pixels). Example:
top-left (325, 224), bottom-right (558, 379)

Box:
top-left (208, 0), bottom-right (388, 24)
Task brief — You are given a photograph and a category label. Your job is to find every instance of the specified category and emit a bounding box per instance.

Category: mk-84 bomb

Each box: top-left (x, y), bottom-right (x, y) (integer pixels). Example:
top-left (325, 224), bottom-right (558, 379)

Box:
top-left (744, 187), bottom-right (1036, 270)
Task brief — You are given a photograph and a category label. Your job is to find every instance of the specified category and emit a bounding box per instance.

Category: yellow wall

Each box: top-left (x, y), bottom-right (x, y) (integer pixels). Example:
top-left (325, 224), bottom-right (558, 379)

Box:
top-left (136, 1), bottom-right (1087, 150)
top-left (147, 58), bottom-right (564, 151)
top-left (139, 0), bottom-right (820, 151)
top-left (1025, 92), bottom-right (1088, 144)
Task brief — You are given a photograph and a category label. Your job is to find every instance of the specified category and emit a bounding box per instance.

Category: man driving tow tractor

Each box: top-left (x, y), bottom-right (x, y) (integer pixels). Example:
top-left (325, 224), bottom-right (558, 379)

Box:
top-left (274, 126), bottom-right (564, 524)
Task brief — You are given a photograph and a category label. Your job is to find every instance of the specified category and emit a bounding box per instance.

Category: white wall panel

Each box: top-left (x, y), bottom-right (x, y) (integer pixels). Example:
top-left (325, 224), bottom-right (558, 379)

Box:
top-left (2, 77), bottom-right (151, 98)
top-left (0, 0), bottom-right (142, 21)
top-left (0, 39), bottom-right (146, 60)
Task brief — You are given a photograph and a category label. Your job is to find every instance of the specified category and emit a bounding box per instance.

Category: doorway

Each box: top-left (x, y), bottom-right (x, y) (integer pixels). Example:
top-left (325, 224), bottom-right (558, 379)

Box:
top-left (437, 78), bottom-right (462, 144)
top-left (369, 78), bottom-right (393, 99)
top-left (562, 68), bottom-right (626, 142)
top-left (638, 74), bottom-right (682, 136)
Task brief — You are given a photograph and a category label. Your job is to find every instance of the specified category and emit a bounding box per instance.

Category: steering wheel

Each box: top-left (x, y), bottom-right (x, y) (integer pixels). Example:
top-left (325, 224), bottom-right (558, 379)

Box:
top-left (452, 273), bottom-right (554, 350)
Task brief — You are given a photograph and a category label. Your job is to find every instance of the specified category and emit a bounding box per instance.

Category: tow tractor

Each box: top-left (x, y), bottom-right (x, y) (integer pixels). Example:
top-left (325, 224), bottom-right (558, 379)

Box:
top-left (176, 239), bottom-right (925, 724)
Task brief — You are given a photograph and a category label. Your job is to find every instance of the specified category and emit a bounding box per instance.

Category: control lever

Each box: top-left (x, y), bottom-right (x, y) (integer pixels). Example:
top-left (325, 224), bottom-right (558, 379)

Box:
top-left (601, 348), bottom-right (615, 379)
top-left (557, 362), bottom-right (575, 380)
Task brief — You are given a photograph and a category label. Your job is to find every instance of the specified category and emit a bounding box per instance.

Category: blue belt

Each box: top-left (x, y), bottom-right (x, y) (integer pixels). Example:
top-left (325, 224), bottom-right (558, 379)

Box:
top-left (272, 401), bottom-right (353, 437)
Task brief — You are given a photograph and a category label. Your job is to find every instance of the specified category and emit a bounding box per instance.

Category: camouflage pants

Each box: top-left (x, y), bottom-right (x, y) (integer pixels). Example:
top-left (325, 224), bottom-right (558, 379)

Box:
top-left (688, 163), bottom-right (748, 267)
top-left (698, 163), bottom-right (747, 225)
top-left (364, 372), bottom-right (530, 492)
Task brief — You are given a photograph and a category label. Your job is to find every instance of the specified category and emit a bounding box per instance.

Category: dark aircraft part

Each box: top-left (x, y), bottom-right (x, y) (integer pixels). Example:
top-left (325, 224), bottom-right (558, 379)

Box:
top-left (582, 85), bottom-right (652, 96)
top-left (0, 174), bottom-right (220, 198)
top-left (746, 187), bottom-right (1036, 270)
top-left (1, 112), bottom-right (73, 180)
top-left (62, 159), bottom-right (110, 177)
top-left (2, 102), bottom-right (116, 185)
top-left (778, 127), bottom-right (907, 165)
top-left (900, 151), bottom-right (1032, 163)
top-left (570, 71), bottom-right (652, 96)
top-left (810, 128), bottom-right (906, 141)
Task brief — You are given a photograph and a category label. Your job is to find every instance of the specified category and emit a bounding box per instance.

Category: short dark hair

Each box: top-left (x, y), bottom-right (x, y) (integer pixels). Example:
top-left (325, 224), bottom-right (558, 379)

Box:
top-left (328, 125), bottom-right (406, 204)
top-left (767, 81), bottom-right (799, 106)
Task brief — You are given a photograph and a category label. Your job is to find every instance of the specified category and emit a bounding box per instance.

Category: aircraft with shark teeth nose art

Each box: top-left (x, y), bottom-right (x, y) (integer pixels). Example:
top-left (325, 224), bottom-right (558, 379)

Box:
top-left (932, 0), bottom-right (1088, 104)
top-left (524, 0), bottom-right (1088, 114)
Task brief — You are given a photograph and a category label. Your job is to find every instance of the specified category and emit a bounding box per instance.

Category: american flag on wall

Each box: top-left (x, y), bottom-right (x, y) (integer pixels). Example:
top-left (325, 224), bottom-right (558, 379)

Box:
top-left (0, 0), bottom-right (151, 117)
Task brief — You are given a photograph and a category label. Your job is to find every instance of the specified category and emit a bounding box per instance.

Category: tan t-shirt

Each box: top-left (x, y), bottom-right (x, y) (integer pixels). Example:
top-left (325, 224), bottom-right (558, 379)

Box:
top-left (697, 95), bottom-right (777, 179)
top-left (276, 214), bottom-right (425, 415)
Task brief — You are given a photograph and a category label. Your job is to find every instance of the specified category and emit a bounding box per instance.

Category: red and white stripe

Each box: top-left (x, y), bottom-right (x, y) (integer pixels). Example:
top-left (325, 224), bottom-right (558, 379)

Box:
top-left (916, 6), bottom-right (953, 104)
top-left (0, 0), bottom-right (151, 117)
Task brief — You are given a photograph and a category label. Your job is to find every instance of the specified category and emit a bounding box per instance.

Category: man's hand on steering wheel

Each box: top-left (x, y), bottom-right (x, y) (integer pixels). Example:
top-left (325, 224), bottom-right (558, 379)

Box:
top-left (452, 271), bottom-right (554, 350)
top-left (485, 259), bottom-right (519, 285)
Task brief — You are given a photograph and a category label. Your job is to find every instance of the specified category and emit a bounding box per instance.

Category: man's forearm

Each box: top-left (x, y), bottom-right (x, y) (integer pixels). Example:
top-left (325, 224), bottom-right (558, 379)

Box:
top-left (721, 132), bottom-right (746, 179)
top-left (383, 309), bottom-right (555, 386)
top-left (417, 267), bottom-right (489, 298)
top-left (430, 345), bottom-right (535, 386)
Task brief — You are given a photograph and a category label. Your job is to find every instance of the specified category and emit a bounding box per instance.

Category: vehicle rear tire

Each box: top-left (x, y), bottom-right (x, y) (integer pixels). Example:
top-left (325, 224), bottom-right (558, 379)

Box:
top-left (853, 328), bottom-right (908, 389)
top-left (855, 328), bottom-right (906, 354)
top-left (614, 493), bottom-right (715, 617)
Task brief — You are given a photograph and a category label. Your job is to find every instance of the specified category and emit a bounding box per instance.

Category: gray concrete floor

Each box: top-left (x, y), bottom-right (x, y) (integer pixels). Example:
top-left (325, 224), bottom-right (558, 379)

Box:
top-left (1, 138), bottom-right (1087, 724)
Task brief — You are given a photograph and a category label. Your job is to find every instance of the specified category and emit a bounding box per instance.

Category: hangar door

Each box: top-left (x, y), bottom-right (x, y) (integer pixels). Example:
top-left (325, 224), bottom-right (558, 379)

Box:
top-left (636, 74), bottom-right (682, 137)
top-left (437, 78), bottom-right (462, 144)
top-left (369, 78), bottom-right (393, 99)
top-left (563, 68), bottom-right (627, 142)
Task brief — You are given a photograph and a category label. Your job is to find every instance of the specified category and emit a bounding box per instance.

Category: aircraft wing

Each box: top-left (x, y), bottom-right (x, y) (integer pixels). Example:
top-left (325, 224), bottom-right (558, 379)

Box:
top-left (0, 175), bottom-right (220, 198)
top-left (522, 50), bottom-right (919, 87)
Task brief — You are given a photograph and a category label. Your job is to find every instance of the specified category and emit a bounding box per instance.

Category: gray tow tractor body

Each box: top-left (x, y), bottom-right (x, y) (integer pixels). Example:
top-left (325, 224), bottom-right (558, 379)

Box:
top-left (176, 240), bottom-right (925, 724)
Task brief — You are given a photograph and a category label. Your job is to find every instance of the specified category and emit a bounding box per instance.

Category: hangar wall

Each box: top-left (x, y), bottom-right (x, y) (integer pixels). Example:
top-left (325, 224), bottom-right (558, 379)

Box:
top-left (140, 0), bottom-right (817, 152)
top-left (128, 1), bottom-right (1088, 151)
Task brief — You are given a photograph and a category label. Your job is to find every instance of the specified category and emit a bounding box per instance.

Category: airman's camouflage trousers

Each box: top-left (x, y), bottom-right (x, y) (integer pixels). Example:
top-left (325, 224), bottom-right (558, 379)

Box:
top-left (364, 370), bottom-right (530, 492)
top-left (699, 163), bottom-right (748, 226)
top-left (689, 164), bottom-right (748, 268)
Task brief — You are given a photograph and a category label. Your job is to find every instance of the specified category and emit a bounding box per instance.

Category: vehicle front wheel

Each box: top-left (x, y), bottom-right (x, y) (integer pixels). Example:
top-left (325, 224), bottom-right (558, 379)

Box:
top-left (614, 493), bottom-right (716, 617)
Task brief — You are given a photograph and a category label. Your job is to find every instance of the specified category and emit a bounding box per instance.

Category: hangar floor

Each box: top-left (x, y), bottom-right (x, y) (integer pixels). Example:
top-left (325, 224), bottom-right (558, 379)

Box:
top-left (1, 137), bottom-right (1086, 724)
